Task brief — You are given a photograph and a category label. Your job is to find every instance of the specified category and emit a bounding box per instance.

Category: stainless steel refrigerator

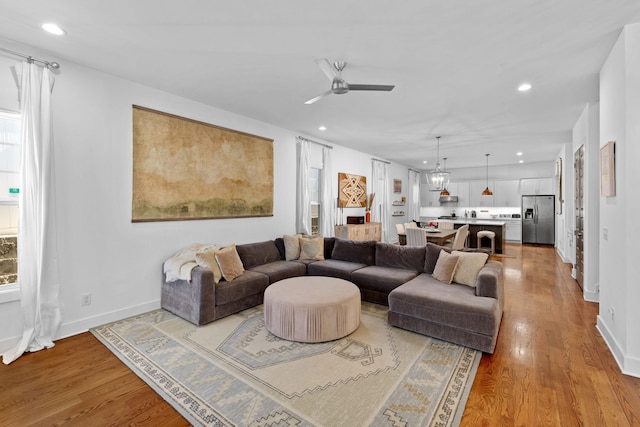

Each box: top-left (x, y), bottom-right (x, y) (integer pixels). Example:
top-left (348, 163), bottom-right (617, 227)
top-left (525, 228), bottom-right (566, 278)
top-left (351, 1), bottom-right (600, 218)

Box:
top-left (522, 195), bottom-right (555, 245)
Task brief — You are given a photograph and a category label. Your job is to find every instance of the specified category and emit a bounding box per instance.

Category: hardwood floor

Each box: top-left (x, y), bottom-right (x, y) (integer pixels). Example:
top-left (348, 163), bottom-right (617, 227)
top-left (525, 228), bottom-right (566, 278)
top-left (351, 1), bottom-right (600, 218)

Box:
top-left (0, 244), bottom-right (638, 426)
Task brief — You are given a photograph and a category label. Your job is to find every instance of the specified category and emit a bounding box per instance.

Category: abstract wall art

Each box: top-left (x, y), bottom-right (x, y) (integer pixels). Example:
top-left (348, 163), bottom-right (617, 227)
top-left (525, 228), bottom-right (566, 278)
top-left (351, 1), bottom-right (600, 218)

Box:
top-left (338, 172), bottom-right (367, 208)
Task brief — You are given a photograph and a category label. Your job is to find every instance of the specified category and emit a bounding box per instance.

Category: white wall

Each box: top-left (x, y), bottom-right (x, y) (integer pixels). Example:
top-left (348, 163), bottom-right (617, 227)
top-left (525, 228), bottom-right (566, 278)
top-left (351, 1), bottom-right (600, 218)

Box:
top-left (597, 23), bottom-right (640, 377)
top-left (0, 39), bottom-right (408, 351)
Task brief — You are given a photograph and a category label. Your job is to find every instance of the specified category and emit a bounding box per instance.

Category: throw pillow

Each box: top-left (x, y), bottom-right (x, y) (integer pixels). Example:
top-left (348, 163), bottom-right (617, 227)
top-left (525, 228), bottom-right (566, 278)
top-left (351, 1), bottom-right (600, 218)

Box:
top-left (215, 244), bottom-right (245, 281)
top-left (452, 250), bottom-right (489, 287)
top-left (195, 245), bottom-right (222, 284)
top-left (432, 250), bottom-right (459, 284)
top-left (283, 234), bottom-right (302, 260)
top-left (298, 236), bottom-right (325, 260)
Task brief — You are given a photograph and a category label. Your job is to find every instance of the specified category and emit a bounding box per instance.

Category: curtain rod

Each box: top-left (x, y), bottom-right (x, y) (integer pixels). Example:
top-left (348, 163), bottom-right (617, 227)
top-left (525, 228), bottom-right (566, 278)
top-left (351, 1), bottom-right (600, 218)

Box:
top-left (297, 136), bottom-right (333, 149)
top-left (0, 46), bottom-right (61, 69)
top-left (371, 158), bottom-right (391, 164)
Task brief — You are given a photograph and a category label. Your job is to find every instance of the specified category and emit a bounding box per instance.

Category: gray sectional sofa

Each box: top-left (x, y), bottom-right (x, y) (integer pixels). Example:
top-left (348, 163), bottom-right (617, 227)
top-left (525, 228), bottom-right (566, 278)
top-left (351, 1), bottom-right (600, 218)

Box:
top-left (161, 237), bottom-right (504, 353)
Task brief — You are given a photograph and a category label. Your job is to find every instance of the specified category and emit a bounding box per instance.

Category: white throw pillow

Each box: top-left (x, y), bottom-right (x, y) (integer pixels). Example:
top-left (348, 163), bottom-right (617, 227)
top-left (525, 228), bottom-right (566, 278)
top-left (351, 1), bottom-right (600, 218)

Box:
top-left (451, 251), bottom-right (489, 287)
top-left (283, 234), bottom-right (302, 260)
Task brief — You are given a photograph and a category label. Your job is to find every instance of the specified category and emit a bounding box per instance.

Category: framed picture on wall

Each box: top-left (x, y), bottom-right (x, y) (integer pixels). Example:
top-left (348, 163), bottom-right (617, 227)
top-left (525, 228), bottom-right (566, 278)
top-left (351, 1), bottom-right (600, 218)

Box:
top-left (393, 179), bottom-right (402, 193)
top-left (600, 141), bottom-right (616, 197)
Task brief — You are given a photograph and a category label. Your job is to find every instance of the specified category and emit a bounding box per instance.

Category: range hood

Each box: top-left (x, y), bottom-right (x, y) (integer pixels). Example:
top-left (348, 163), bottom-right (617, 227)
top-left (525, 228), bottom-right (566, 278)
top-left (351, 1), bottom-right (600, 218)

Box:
top-left (439, 195), bottom-right (459, 203)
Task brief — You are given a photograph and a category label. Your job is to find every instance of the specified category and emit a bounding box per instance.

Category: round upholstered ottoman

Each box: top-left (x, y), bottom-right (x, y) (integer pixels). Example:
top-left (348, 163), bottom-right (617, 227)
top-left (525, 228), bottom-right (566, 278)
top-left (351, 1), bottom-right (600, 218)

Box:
top-left (264, 277), bottom-right (361, 343)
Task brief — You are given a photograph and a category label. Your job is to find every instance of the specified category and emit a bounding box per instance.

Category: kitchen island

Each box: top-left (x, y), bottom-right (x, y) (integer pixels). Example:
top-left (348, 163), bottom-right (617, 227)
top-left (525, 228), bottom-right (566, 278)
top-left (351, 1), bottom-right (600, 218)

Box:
top-left (435, 219), bottom-right (506, 254)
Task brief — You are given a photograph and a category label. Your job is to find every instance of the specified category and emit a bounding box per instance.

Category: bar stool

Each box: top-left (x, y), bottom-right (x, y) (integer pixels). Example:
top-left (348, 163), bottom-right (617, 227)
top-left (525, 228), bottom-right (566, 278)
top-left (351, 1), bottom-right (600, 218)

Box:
top-left (477, 230), bottom-right (495, 255)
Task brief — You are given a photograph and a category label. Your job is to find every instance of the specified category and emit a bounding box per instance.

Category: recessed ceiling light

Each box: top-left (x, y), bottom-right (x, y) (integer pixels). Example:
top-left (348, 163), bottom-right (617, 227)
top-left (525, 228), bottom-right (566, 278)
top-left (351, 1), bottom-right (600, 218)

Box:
top-left (423, 160), bottom-right (428, 164)
top-left (518, 83), bottom-right (532, 92)
top-left (516, 152), bottom-right (523, 156)
top-left (519, 160), bottom-right (524, 163)
top-left (42, 23), bottom-right (66, 36)
top-left (318, 125), bottom-right (326, 131)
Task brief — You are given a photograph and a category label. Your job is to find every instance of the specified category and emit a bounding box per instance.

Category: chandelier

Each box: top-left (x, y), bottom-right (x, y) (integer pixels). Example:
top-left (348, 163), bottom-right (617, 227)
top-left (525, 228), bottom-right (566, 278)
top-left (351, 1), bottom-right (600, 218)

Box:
top-left (426, 136), bottom-right (450, 192)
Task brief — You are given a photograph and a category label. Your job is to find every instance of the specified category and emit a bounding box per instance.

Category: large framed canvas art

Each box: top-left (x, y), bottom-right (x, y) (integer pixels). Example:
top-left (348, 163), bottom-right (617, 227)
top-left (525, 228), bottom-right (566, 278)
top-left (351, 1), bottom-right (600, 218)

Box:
top-left (132, 106), bottom-right (274, 222)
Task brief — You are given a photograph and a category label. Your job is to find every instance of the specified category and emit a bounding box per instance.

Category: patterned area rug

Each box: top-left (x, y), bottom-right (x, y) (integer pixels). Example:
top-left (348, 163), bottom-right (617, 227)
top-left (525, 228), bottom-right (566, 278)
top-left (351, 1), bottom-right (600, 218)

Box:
top-left (91, 303), bottom-right (480, 426)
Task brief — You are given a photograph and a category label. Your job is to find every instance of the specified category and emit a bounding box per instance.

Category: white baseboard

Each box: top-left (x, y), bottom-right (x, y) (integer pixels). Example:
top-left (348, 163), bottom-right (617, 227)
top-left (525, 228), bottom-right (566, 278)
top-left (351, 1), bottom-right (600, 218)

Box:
top-left (596, 315), bottom-right (640, 378)
top-left (0, 299), bottom-right (161, 354)
top-left (584, 290), bottom-right (599, 302)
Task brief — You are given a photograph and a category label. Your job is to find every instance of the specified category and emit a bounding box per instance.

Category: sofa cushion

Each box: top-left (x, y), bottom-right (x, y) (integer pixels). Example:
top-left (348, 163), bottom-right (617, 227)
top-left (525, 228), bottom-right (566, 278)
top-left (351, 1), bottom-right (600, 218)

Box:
top-left (351, 265), bottom-right (420, 295)
top-left (299, 236), bottom-right (325, 260)
top-left (323, 237), bottom-right (336, 259)
top-left (249, 260), bottom-right (307, 284)
top-left (432, 250), bottom-right (459, 285)
top-left (452, 251), bottom-right (489, 287)
top-left (388, 273), bottom-right (501, 337)
top-left (283, 234), bottom-right (302, 260)
top-left (307, 259), bottom-right (368, 280)
top-left (331, 239), bottom-right (376, 265)
top-left (375, 242), bottom-right (425, 272)
top-left (215, 244), bottom-right (245, 281)
top-left (236, 240), bottom-right (282, 270)
top-left (195, 245), bottom-right (223, 284)
top-left (215, 270), bottom-right (270, 306)
top-left (423, 243), bottom-right (445, 274)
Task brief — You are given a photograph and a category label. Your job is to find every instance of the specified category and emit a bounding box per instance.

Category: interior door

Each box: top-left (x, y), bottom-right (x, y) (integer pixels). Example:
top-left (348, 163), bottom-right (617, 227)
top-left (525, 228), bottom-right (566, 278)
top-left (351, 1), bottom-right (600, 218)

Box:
top-left (575, 145), bottom-right (584, 289)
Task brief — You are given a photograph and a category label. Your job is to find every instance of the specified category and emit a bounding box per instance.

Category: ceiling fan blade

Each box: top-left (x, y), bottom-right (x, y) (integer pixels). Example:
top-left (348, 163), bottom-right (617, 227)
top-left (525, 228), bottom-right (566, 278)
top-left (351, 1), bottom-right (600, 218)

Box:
top-left (316, 58), bottom-right (339, 81)
top-left (348, 84), bottom-right (395, 91)
top-left (304, 90), bottom-right (333, 105)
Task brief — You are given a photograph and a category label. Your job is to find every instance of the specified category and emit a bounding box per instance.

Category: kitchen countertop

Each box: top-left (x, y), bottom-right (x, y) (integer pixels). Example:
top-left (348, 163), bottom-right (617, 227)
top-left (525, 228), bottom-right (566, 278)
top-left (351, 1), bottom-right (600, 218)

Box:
top-left (443, 219), bottom-right (506, 226)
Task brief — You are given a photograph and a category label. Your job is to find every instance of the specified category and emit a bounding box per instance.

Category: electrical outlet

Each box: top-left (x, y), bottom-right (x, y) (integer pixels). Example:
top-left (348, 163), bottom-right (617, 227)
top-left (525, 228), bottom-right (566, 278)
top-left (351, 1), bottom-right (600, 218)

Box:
top-left (81, 293), bottom-right (92, 306)
top-left (609, 307), bottom-right (615, 321)
top-left (603, 227), bottom-right (608, 240)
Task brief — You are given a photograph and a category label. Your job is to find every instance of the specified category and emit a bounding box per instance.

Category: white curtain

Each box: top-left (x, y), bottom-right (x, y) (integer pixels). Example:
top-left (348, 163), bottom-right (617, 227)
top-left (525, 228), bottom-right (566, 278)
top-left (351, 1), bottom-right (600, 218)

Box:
top-left (371, 160), bottom-right (390, 243)
top-left (320, 146), bottom-right (334, 236)
top-left (408, 169), bottom-right (421, 222)
top-left (2, 62), bottom-right (62, 364)
top-left (296, 137), bottom-right (311, 235)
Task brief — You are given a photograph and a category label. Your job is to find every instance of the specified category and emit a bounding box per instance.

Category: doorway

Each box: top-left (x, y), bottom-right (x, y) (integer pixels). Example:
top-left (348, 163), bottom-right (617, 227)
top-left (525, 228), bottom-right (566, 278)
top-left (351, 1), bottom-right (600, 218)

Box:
top-left (574, 145), bottom-right (584, 289)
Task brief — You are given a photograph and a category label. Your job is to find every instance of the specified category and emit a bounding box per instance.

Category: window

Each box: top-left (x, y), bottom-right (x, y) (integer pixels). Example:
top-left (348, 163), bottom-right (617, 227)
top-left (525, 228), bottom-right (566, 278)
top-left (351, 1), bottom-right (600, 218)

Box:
top-left (0, 111), bottom-right (20, 285)
top-left (310, 167), bottom-right (320, 235)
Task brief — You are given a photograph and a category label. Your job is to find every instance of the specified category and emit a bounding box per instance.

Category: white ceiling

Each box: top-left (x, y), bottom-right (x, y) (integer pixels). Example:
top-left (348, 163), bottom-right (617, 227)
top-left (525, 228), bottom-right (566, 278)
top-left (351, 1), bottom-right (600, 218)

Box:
top-left (1, 1), bottom-right (639, 170)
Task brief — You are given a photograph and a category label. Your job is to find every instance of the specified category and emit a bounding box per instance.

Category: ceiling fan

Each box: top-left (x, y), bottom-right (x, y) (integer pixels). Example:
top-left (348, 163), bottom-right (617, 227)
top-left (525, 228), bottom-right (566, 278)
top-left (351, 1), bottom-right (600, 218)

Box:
top-left (304, 58), bottom-right (395, 105)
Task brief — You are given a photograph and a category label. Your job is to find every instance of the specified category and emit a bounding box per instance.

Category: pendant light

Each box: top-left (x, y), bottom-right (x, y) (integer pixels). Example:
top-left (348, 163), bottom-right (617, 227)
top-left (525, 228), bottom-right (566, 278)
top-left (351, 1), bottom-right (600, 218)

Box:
top-left (482, 153), bottom-right (493, 196)
top-left (426, 136), bottom-right (450, 192)
top-left (439, 158), bottom-right (450, 196)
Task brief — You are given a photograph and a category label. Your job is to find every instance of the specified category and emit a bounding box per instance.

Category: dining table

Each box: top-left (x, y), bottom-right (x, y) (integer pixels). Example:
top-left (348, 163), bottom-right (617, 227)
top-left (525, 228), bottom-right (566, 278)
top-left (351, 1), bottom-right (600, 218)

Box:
top-left (422, 228), bottom-right (457, 245)
top-left (398, 228), bottom-right (458, 246)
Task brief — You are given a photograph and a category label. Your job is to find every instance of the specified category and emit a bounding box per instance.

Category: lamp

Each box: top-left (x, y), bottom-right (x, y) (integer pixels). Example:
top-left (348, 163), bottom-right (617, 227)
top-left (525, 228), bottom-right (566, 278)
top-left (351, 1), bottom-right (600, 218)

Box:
top-left (439, 158), bottom-right (450, 196)
top-left (482, 153), bottom-right (493, 196)
top-left (426, 136), bottom-right (450, 192)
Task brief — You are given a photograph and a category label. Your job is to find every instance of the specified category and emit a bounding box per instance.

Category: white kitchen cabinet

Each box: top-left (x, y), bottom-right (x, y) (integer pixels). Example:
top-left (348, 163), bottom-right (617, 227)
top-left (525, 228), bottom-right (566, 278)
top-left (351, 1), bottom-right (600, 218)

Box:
top-left (520, 178), bottom-right (554, 195)
top-left (469, 180), bottom-right (494, 207)
top-left (505, 219), bottom-right (522, 242)
top-left (493, 179), bottom-right (521, 207)
top-left (451, 182), bottom-right (470, 206)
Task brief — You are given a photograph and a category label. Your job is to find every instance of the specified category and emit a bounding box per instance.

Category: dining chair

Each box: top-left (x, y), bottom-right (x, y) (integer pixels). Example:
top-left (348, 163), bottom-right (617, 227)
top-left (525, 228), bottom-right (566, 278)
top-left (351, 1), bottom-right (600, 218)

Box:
top-left (405, 227), bottom-right (427, 247)
top-left (446, 224), bottom-right (469, 250)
